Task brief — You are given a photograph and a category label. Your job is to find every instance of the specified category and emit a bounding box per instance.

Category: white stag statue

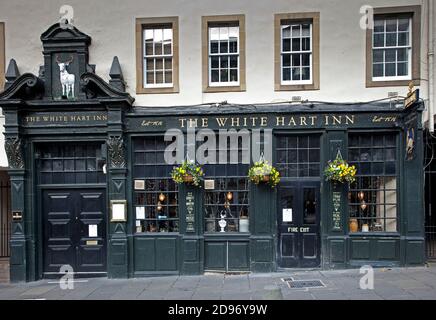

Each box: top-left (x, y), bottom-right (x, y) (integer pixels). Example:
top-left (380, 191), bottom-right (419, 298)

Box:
top-left (56, 55), bottom-right (75, 98)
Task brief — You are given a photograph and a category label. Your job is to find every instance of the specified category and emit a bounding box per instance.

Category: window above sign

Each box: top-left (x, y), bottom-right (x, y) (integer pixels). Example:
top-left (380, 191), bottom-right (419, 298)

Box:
top-left (366, 5), bottom-right (421, 87)
top-left (202, 15), bottom-right (246, 93)
top-left (274, 12), bottom-right (320, 91)
top-left (136, 17), bottom-right (179, 94)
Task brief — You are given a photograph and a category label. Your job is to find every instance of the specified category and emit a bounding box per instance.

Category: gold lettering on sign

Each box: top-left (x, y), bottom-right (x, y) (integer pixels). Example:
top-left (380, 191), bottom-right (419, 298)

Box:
top-left (276, 116), bottom-right (285, 126)
top-left (231, 117), bottom-right (240, 127)
top-left (141, 120), bottom-right (163, 127)
top-left (202, 118), bottom-right (208, 127)
top-left (372, 116), bottom-right (396, 123)
top-left (216, 118), bottom-right (228, 127)
top-left (24, 114), bottom-right (107, 123)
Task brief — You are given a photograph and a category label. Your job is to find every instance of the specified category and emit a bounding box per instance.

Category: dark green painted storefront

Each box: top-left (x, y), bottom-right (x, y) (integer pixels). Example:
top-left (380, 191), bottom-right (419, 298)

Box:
top-left (0, 23), bottom-right (426, 282)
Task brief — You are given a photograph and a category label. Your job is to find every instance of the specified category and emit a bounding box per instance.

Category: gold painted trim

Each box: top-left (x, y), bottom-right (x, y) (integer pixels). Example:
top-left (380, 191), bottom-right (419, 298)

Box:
top-left (202, 14), bottom-right (246, 93)
top-left (136, 16), bottom-right (179, 94)
top-left (365, 5), bottom-right (421, 88)
top-left (274, 12), bottom-right (320, 91)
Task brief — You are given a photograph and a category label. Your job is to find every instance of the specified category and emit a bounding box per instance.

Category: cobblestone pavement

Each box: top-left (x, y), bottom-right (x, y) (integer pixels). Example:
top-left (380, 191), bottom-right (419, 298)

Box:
top-left (1, 264), bottom-right (436, 300)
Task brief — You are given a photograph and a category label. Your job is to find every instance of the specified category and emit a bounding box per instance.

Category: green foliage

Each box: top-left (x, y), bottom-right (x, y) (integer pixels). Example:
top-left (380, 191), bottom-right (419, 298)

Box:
top-left (248, 160), bottom-right (280, 188)
top-left (171, 160), bottom-right (204, 187)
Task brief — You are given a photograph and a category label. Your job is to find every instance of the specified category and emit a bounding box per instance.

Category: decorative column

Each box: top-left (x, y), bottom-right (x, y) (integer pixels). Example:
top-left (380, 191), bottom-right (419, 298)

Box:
top-left (5, 136), bottom-right (28, 282)
top-left (179, 184), bottom-right (204, 274)
top-left (106, 105), bottom-right (129, 279)
top-left (322, 130), bottom-right (348, 269)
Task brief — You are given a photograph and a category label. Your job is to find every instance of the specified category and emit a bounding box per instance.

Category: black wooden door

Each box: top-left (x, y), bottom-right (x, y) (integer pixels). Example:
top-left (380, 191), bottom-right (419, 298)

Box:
top-left (43, 188), bottom-right (107, 275)
top-left (277, 181), bottom-right (320, 268)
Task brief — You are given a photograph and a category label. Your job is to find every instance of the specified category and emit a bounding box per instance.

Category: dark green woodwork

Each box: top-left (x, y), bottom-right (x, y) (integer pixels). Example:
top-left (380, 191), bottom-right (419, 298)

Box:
top-left (0, 21), bottom-right (426, 281)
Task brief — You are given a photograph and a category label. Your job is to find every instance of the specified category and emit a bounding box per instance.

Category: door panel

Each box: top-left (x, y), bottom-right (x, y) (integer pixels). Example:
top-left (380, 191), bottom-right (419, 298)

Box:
top-left (277, 181), bottom-right (320, 268)
top-left (43, 189), bottom-right (106, 274)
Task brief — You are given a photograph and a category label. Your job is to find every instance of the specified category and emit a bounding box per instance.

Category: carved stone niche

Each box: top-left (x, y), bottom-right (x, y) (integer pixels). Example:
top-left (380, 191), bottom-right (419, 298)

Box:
top-left (107, 136), bottom-right (126, 169)
top-left (5, 137), bottom-right (24, 169)
top-left (40, 23), bottom-right (91, 100)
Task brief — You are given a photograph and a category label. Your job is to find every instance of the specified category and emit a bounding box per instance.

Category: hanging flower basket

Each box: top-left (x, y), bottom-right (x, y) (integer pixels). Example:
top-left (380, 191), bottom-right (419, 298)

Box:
top-left (248, 160), bottom-right (280, 188)
top-left (324, 151), bottom-right (356, 184)
top-left (171, 160), bottom-right (204, 187)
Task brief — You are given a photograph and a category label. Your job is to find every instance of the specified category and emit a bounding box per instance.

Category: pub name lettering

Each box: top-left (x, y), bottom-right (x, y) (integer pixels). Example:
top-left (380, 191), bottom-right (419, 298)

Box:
top-left (178, 115), bottom-right (356, 128)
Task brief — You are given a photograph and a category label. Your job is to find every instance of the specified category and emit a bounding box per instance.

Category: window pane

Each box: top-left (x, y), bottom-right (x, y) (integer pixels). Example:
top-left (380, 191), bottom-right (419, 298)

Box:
top-left (302, 38), bottom-right (311, 51)
top-left (146, 71), bottom-right (154, 84)
top-left (283, 54), bottom-right (291, 67)
top-left (292, 67), bottom-right (300, 80)
top-left (163, 41), bottom-right (172, 55)
top-left (282, 67), bottom-right (291, 81)
top-left (373, 50), bottom-right (383, 63)
top-left (145, 42), bottom-right (153, 55)
top-left (219, 41), bottom-right (228, 53)
top-left (211, 69), bottom-right (219, 82)
top-left (302, 24), bottom-right (310, 37)
top-left (230, 55), bottom-right (238, 68)
top-left (292, 54), bottom-right (301, 67)
top-left (374, 19), bottom-right (384, 32)
top-left (155, 58), bottom-right (163, 70)
top-left (398, 18), bottom-right (409, 31)
top-left (301, 53), bottom-right (310, 66)
top-left (385, 49), bottom-right (396, 62)
top-left (292, 38), bottom-right (300, 51)
top-left (211, 56), bottom-right (219, 68)
top-left (164, 71), bottom-right (172, 83)
top-left (292, 25), bottom-right (300, 37)
top-left (385, 19), bottom-right (397, 32)
top-left (210, 41), bottom-right (219, 54)
top-left (219, 27), bottom-right (229, 41)
top-left (301, 67), bottom-right (310, 80)
top-left (229, 40), bottom-right (238, 53)
top-left (210, 27), bottom-right (219, 40)
top-left (397, 32), bottom-right (407, 46)
top-left (220, 56), bottom-right (229, 68)
top-left (373, 34), bottom-right (384, 47)
top-left (397, 62), bottom-right (407, 76)
top-left (386, 33), bottom-right (397, 47)
top-left (230, 69), bottom-right (238, 82)
top-left (385, 63), bottom-right (396, 76)
top-left (373, 63), bottom-right (383, 77)
top-left (282, 25), bottom-right (291, 38)
top-left (397, 48), bottom-right (407, 62)
top-left (220, 69), bottom-right (228, 82)
top-left (282, 39), bottom-right (291, 52)
top-left (146, 59), bottom-right (154, 71)
top-left (156, 71), bottom-right (164, 84)
top-left (154, 41), bottom-right (162, 55)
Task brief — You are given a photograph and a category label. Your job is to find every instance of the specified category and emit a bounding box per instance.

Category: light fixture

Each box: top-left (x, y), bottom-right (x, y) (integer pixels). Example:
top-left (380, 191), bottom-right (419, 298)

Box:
top-left (159, 193), bottom-right (166, 202)
top-left (358, 191), bottom-right (365, 201)
top-left (157, 201), bottom-right (162, 211)
top-left (360, 200), bottom-right (367, 211)
top-left (226, 192), bottom-right (233, 201)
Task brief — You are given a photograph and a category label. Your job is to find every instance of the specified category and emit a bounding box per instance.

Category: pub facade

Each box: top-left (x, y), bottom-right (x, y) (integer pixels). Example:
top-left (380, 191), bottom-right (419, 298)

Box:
top-left (0, 23), bottom-right (425, 282)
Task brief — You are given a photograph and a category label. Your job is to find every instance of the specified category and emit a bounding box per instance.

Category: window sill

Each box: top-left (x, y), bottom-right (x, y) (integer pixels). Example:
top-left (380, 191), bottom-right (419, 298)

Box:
top-left (203, 85), bottom-right (245, 93)
top-left (136, 86), bottom-right (179, 94)
top-left (275, 82), bottom-right (319, 91)
top-left (366, 79), bottom-right (419, 88)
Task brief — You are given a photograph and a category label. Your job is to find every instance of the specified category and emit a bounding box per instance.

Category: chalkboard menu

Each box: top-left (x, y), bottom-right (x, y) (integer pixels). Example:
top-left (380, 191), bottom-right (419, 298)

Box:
top-left (186, 192), bottom-right (195, 232)
top-left (332, 191), bottom-right (341, 230)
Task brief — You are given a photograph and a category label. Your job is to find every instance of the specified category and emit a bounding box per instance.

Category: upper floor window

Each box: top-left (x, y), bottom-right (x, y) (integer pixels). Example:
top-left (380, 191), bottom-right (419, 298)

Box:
top-left (274, 13), bottom-right (320, 91)
top-left (202, 15), bottom-right (246, 92)
top-left (366, 6), bottom-right (421, 87)
top-left (372, 16), bottom-right (411, 80)
top-left (136, 17), bottom-right (179, 94)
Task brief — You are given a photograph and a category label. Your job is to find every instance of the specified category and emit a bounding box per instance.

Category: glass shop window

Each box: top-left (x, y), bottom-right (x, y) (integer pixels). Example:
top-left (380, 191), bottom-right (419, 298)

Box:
top-left (276, 135), bottom-right (320, 177)
top-left (203, 138), bottom-right (249, 233)
top-left (36, 143), bottom-right (105, 184)
top-left (133, 136), bottom-right (179, 233)
top-left (348, 133), bottom-right (398, 233)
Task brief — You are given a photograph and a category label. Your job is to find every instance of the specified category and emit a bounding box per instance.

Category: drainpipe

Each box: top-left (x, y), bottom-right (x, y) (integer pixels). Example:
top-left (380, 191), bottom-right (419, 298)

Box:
top-left (428, 0), bottom-right (435, 133)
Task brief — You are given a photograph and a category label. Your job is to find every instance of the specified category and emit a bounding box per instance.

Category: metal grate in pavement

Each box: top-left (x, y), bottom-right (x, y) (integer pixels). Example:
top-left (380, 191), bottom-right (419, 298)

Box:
top-left (282, 278), bottom-right (326, 289)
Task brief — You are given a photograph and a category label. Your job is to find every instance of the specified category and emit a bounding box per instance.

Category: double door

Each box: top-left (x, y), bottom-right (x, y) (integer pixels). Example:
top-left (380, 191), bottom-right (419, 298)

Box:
top-left (277, 181), bottom-right (320, 268)
top-left (43, 188), bottom-right (107, 275)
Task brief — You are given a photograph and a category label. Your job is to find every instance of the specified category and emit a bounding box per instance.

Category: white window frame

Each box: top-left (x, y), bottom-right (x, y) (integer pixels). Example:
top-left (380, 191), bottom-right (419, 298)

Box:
top-left (372, 17), bottom-right (412, 81)
top-left (143, 27), bottom-right (174, 88)
top-left (280, 22), bottom-right (313, 85)
top-left (208, 25), bottom-right (240, 87)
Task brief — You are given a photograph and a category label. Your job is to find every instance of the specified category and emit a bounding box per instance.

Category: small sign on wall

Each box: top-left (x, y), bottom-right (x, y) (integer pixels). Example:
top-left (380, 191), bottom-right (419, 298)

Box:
top-left (110, 199), bottom-right (127, 222)
top-left (283, 208), bottom-right (293, 222)
top-left (88, 224), bottom-right (97, 237)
